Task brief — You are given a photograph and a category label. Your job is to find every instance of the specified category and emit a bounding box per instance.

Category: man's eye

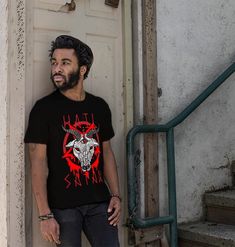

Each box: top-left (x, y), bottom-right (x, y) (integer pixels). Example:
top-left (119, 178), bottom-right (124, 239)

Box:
top-left (63, 61), bottom-right (70, 65)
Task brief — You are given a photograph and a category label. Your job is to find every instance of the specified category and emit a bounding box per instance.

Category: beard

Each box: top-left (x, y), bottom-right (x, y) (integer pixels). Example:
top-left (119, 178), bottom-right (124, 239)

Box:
top-left (50, 69), bottom-right (80, 91)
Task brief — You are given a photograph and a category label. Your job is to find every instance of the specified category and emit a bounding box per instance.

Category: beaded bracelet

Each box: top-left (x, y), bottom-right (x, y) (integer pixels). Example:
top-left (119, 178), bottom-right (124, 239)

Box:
top-left (38, 212), bottom-right (54, 221)
top-left (111, 194), bottom-right (122, 202)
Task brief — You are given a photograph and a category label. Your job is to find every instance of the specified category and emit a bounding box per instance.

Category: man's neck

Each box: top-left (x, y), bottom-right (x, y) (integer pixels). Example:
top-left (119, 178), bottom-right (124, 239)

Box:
top-left (61, 82), bottom-right (86, 101)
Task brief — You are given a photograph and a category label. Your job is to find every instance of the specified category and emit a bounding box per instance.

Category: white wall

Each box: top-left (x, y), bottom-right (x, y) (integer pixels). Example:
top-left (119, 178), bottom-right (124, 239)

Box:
top-left (0, 0), bottom-right (8, 246)
top-left (157, 0), bottom-right (235, 223)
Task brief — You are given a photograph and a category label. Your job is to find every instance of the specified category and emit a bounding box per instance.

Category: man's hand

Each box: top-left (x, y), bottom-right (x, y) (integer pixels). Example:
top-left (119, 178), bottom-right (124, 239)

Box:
top-left (40, 218), bottom-right (61, 245)
top-left (107, 197), bottom-right (121, 226)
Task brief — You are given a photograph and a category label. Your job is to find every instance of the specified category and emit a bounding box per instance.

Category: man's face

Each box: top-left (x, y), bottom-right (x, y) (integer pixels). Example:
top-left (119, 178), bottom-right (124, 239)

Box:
top-left (50, 48), bottom-right (80, 91)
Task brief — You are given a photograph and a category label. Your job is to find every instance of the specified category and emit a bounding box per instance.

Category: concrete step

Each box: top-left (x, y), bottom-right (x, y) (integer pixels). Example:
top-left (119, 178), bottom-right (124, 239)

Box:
top-left (205, 189), bottom-right (235, 225)
top-left (178, 221), bottom-right (235, 247)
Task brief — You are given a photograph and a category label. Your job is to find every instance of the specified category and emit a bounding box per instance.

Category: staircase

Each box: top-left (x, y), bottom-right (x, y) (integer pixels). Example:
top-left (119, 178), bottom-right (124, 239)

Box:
top-left (178, 161), bottom-right (235, 247)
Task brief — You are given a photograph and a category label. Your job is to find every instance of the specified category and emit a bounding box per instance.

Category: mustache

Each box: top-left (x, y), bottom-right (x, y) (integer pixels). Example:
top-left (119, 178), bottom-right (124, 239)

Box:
top-left (52, 73), bottom-right (64, 77)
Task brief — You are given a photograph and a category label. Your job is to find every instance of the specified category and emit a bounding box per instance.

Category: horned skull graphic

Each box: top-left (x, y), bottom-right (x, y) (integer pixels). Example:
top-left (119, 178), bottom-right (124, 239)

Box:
top-left (62, 126), bottom-right (99, 172)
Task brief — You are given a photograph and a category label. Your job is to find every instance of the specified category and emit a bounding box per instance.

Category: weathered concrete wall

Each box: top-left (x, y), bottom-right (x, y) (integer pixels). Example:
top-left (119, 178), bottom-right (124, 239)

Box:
top-left (158, 0), bottom-right (235, 223)
top-left (8, 0), bottom-right (26, 246)
top-left (0, 0), bottom-right (26, 246)
top-left (0, 0), bottom-right (8, 246)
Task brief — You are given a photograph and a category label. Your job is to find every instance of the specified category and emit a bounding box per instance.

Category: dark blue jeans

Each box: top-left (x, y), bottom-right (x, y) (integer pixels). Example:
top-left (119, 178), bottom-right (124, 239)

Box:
top-left (52, 202), bottom-right (119, 247)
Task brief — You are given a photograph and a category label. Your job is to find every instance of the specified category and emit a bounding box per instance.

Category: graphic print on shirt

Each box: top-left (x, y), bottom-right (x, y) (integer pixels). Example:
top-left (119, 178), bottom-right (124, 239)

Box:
top-left (62, 114), bottom-right (103, 188)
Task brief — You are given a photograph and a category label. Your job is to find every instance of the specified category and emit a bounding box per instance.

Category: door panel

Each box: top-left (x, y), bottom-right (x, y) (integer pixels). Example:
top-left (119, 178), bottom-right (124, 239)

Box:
top-left (85, 0), bottom-right (118, 19)
top-left (29, 0), bottom-right (124, 246)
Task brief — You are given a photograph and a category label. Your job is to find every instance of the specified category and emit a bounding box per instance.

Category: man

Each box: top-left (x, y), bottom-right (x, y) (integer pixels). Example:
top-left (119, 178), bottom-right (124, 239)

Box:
top-left (25, 35), bottom-right (121, 247)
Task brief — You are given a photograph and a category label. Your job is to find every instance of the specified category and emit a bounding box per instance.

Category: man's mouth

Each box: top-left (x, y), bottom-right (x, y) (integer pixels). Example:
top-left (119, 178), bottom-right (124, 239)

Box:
top-left (53, 75), bottom-right (65, 82)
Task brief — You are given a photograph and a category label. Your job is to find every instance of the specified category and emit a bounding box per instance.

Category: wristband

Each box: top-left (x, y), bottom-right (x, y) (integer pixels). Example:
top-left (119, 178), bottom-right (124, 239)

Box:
top-left (38, 212), bottom-right (54, 221)
top-left (111, 194), bottom-right (122, 202)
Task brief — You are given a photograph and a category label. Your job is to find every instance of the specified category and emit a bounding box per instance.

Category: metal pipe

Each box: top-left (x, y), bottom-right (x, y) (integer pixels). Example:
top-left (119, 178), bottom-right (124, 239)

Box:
top-left (132, 215), bottom-right (174, 229)
top-left (126, 124), bottom-right (168, 216)
top-left (167, 128), bottom-right (178, 246)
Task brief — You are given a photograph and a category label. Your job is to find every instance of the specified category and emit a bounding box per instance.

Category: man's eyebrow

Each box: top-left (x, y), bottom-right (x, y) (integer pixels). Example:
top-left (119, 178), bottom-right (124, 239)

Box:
top-left (50, 58), bottom-right (72, 62)
top-left (61, 58), bottom-right (72, 62)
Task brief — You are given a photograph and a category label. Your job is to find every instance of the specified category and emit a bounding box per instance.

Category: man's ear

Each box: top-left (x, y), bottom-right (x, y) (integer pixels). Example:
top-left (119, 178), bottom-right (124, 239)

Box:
top-left (80, 66), bottom-right (87, 77)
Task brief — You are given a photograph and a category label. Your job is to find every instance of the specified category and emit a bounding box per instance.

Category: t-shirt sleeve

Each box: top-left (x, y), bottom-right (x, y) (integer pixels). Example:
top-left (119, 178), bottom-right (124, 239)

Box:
top-left (99, 101), bottom-right (115, 142)
top-left (24, 101), bottom-right (49, 144)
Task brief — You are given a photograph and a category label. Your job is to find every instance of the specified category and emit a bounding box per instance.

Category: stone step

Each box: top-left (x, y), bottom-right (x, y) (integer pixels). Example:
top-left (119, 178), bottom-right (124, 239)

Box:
top-left (205, 189), bottom-right (235, 225)
top-left (178, 221), bottom-right (235, 247)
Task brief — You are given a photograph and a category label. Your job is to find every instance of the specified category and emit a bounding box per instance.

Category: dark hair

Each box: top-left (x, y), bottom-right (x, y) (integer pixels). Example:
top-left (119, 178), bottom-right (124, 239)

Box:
top-left (49, 35), bottom-right (93, 79)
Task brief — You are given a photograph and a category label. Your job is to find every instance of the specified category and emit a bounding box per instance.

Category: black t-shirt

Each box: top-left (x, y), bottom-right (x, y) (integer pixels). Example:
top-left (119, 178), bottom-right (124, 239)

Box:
top-left (25, 90), bottom-right (114, 209)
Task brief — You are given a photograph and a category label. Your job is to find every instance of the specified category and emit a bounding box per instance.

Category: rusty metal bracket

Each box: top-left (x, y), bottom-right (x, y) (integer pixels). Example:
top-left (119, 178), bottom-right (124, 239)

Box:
top-left (105, 0), bottom-right (119, 8)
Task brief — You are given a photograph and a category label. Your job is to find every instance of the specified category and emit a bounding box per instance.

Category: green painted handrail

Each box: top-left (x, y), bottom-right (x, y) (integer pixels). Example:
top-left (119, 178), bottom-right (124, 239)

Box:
top-left (126, 62), bottom-right (235, 247)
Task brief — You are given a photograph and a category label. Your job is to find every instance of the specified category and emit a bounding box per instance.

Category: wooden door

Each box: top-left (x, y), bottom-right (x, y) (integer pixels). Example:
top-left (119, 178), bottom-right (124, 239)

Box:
top-left (26, 0), bottom-right (124, 246)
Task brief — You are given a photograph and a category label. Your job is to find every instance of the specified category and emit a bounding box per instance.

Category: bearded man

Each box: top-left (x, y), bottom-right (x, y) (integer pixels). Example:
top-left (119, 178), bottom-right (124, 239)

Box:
top-left (25, 35), bottom-right (121, 247)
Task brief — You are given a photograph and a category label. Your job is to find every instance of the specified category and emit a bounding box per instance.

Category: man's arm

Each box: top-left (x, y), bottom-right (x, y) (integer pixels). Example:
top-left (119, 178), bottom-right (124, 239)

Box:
top-left (28, 143), bottom-right (60, 244)
top-left (103, 140), bottom-right (121, 226)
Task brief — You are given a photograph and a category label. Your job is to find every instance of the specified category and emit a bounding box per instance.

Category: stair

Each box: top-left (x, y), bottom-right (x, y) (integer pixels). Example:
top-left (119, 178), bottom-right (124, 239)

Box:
top-left (179, 221), bottom-right (235, 247)
top-left (178, 161), bottom-right (235, 247)
top-left (205, 189), bottom-right (235, 225)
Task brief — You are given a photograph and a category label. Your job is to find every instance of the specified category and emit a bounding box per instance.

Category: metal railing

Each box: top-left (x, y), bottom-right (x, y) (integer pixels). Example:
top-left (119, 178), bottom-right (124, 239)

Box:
top-left (126, 62), bottom-right (235, 247)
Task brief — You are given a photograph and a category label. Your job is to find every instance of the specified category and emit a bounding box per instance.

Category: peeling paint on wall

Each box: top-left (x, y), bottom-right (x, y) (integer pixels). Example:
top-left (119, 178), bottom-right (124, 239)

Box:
top-left (16, 0), bottom-right (25, 80)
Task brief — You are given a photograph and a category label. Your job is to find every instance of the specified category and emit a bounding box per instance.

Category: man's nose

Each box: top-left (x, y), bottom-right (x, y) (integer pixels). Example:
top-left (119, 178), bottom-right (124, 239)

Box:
top-left (53, 63), bottom-right (63, 73)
